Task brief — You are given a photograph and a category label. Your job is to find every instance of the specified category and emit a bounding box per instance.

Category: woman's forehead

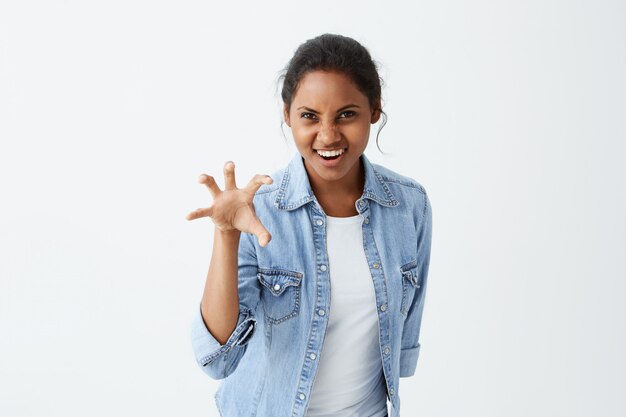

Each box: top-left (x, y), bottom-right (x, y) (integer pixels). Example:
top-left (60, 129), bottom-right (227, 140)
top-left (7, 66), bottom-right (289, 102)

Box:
top-left (291, 70), bottom-right (368, 107)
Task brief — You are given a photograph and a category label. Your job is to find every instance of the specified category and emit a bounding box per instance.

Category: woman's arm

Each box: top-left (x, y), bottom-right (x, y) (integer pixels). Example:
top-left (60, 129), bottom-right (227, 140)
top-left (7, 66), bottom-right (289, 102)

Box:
top-left (188, 162), bottom-right (271, 380)
top-left (400, 190), bottom-right (433, 377)
top-left (201, 229), bottom-right (242, 345)
top-left (191, 230), bottom-right (260, 380)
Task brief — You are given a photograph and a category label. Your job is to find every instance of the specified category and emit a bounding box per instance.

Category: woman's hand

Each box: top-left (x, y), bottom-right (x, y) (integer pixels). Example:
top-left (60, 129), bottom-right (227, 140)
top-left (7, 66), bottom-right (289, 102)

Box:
top-left (186, 161), bottom-right (274, 247)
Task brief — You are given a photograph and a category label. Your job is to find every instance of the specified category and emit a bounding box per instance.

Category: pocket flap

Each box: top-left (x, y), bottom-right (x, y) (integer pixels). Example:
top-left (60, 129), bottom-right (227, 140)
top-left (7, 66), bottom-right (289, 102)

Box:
top-left (257, 268), bottom-right (303, 296)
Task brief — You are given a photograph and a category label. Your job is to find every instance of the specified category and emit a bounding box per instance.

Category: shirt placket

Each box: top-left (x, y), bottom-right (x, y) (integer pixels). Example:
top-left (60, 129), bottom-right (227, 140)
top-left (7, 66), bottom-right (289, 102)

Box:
top-left (292, 201), bottom-right (332, 417)
top-left (357, 197), bottom-right (396, 402)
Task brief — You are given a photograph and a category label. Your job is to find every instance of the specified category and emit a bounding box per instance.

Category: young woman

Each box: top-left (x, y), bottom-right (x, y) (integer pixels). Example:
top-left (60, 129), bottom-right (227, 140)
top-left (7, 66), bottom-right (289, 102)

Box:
top-left (187, 33), bottom-right (432, 417)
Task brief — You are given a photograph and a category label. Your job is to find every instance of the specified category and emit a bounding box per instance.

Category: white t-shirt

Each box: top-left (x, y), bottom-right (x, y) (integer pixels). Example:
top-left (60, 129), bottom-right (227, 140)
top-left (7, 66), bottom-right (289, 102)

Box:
top-left (305, 213), bottom-right (388, 417)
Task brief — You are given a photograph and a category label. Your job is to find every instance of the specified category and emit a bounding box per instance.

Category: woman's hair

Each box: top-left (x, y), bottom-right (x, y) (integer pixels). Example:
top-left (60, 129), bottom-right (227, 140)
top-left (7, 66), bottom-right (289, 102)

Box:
top-left (277, 33), bottom-right (388, 153)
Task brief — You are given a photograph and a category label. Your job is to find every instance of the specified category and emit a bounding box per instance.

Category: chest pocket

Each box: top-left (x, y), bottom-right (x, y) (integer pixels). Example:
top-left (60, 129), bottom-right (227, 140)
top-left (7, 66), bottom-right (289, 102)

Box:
top-left (400, 259), bottom-right (421, 316)
top-left (257, 268), bottom-right (304, 324)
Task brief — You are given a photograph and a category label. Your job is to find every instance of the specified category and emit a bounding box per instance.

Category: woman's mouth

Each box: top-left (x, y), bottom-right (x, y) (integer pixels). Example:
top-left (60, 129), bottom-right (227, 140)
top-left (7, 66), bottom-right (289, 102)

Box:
top-left (315, 148), bottom-right (346, 166)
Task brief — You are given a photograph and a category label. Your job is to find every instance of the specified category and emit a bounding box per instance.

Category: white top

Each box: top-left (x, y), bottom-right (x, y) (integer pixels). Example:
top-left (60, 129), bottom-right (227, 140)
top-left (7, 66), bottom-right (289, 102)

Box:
top-left (305, 214), bottom-right (388, 417)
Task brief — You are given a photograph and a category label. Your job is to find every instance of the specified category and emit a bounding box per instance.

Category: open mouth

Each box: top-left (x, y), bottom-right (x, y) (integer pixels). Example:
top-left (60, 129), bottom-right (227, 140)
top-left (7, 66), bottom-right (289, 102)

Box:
top-left (316, 148), bottom-right (346, 161)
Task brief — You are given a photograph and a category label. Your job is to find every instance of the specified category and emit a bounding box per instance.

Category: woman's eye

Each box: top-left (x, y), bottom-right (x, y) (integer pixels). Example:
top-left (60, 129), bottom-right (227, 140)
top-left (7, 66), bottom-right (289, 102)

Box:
top-left (299, 111), bottom-right (355, 120)
top-left (339, 111), bottom-right (356, 119)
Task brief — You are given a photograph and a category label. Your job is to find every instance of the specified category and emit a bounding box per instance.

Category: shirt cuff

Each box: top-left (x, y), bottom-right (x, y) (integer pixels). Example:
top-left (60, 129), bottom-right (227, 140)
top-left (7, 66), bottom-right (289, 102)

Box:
top-left (191, 302), bottom-right (257, 367)
top-left (399, 343), bottom-right (421, 377)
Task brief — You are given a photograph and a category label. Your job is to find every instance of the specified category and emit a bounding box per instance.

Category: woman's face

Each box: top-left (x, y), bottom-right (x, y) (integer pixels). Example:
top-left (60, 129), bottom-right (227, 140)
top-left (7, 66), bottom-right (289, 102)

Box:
top-left (284, 70), bottom-right (380, 189)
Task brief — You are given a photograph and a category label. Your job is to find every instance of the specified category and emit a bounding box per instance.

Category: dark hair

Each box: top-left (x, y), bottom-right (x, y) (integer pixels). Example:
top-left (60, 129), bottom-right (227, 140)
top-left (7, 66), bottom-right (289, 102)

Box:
top-left (277, 33), bottom-right (388, 154)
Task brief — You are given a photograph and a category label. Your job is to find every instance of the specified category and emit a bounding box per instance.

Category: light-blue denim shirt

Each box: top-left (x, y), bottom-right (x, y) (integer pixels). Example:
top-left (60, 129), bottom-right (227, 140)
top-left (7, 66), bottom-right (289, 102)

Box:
top-left (191, 151), bottom-right (433, 417)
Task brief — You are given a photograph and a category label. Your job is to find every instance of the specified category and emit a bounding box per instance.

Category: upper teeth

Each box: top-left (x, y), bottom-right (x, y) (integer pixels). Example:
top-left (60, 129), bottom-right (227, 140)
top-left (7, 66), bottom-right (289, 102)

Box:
top-left (317, 149), bottom-right (345, 157)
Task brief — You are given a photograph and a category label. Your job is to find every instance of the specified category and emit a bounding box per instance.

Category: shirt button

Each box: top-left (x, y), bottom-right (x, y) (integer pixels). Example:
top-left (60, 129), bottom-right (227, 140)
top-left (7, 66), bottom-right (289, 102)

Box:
top-left (309, 353), bottom-right (316, 360)
top-left (373, 262), bottom-right (379, 269)
top-left (364, 217), bottom-right (369, 224)
top-left (273, 284), bottom-right (281, 291)
top-left (389, 387), bottom-right (395, 396)
top-left (380, 304), bottom-right (387, 312)
top-left (320, 264), bottom-right (327, 272)
top-left (315, 219), bottom-right (323, 226)
top-left (383, 346), bottom-right (390, 355)
top-left (299, 393), bottom-right (306, 400)
top-left (318, 309), bottom-right (325, 316)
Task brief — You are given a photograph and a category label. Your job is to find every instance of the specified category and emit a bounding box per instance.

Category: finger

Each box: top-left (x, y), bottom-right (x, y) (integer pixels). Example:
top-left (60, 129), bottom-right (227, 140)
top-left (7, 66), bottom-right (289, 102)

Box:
top-left (244, 174), bottom-right (273, 196)
top-left (185, 205), bottom-right (214, 221)
top-left (224, 161), bottom-right (237, 191)
top-left (248, 214), bottom-right (272, 247)
top-left (198, 174), bottom-right (222, 199)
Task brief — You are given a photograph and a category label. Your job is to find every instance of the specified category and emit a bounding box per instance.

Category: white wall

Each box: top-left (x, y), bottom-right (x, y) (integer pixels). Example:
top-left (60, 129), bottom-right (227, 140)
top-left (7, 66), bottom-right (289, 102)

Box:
top-left (1, 1), bottom-right (624, 416)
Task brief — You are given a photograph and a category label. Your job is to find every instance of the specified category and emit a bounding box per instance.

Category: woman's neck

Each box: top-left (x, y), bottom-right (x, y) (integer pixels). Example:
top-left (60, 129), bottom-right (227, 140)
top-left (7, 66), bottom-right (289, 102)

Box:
top-left (306, 158), bottom-right (365, 217)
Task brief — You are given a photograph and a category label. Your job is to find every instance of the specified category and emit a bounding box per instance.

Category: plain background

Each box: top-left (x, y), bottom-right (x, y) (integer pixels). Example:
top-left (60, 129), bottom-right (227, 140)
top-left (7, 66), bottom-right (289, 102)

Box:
top-left (1, 0), bottom-right (625, 416)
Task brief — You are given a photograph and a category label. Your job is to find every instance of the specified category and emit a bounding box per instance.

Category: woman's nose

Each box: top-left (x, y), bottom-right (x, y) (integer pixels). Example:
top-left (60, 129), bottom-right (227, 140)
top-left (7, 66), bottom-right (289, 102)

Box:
top-left (316, 122), bottom-right (341, 143)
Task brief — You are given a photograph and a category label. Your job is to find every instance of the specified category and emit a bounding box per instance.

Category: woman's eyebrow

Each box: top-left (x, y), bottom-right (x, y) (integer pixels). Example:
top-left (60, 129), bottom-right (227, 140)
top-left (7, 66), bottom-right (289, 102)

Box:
top-left (296, 104), bottom-right (361, 113)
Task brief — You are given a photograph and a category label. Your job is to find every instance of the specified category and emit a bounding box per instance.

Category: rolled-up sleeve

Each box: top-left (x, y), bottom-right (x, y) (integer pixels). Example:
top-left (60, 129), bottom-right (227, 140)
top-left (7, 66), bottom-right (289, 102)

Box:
top-left (191, 303), bottom-right (257, 380)
top-left (190, 231), bottom-right (261, 380)
top-left (400, 190), bottom-right (432, 378)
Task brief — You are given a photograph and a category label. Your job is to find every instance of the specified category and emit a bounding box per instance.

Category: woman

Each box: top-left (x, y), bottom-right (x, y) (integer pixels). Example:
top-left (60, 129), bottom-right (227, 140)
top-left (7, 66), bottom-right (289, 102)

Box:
top-left (187, 33), bottom-right (432, 417)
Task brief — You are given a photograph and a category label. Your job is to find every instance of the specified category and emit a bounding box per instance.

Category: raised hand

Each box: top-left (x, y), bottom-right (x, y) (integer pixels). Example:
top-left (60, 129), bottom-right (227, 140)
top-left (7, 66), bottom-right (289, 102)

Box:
top-left (186, 161), bottom-right (274, 247)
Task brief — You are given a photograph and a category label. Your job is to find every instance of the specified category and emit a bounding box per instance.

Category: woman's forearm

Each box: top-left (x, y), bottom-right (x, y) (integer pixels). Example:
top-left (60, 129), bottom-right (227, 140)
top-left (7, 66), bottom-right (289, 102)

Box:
top-left (200, 229), bottom-right (242, 345)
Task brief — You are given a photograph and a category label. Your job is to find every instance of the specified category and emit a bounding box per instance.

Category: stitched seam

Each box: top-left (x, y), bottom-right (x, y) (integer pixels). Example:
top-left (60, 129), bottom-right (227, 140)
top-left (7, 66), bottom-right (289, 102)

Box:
top-left (199, 313), bottom-right (254, 365)
top-left (257, 274), bottom-right (302, 295)
top-left (257, 268), bottom-right (303, 278)
top-left (263, 284), bottom-right (301, 324)
top-left (400, 259), bottom-right (418, 272)
top-left (372, 169), bottom-right (398, 203)
top-left (275, 167), bottom-right (290, 208)
top-left (363, 191), bottom-right (398, 207)
top-left (382, 177), bottom-right (421, 189)
top-left (257, 267), bottom-right (303, 324)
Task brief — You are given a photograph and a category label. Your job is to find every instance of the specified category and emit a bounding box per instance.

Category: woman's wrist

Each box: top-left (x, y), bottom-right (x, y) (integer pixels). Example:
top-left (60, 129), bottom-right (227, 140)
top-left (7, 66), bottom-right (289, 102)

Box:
top-left (215, 227), bottom-right (242, 238)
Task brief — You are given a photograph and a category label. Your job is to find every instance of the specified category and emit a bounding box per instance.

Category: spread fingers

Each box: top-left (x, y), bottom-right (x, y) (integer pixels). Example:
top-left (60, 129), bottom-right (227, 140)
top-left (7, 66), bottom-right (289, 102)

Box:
top-left (198, 174), bottom-right (222, 198)
top-left (245, 174), bottom-right (273, 195)
top-left (186, 205), bottom-right (214, 221)
top-left (224, 161), bottom-right (237, 190)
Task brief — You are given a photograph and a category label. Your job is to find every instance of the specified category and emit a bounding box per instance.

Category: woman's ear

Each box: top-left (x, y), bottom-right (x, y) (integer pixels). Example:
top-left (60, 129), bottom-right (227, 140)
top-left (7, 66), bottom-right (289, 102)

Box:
top-left (283, 104), bottom-right (291, 127)
top-left (371, 102), bottom-right (382, 124)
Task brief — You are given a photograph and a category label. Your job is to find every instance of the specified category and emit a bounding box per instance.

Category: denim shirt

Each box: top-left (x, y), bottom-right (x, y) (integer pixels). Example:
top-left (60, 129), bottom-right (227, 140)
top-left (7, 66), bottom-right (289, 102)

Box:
top-left (191, 151), bottom-right (433, 417)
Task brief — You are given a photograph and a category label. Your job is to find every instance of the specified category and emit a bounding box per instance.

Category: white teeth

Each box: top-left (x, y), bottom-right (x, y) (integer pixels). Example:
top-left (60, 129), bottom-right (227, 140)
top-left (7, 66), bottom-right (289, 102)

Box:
top-left (316, 148), bottom-right (345, 157)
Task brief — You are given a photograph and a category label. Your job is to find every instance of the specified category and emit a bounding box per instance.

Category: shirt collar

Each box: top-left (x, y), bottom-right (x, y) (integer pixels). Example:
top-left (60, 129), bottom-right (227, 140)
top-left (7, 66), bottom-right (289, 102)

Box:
top-left (274, 151), bottom-right (399, 211)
